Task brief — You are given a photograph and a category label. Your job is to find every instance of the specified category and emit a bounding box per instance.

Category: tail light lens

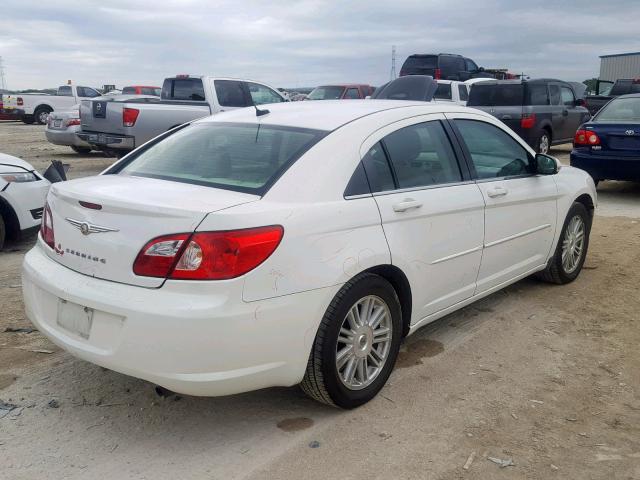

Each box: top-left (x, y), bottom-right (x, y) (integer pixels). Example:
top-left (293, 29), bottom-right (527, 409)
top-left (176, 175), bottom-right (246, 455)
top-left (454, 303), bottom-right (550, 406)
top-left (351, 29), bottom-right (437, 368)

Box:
top-left (574, 129), bottom-right (600, 146)
top-left (17, 97), bottom-right (24, 106)
top-left (520, 112), bottom-right (536, 129)
top-left (122, 108), bottom-right (140, 127)
top-left (133, 226), bottom-right (284, 280)
top-left (40, 202), bottom-right (55, 249)
top-left (65, 118), bottom-right (80, 127)
top-left (434, 68), bottom-right (442, 80)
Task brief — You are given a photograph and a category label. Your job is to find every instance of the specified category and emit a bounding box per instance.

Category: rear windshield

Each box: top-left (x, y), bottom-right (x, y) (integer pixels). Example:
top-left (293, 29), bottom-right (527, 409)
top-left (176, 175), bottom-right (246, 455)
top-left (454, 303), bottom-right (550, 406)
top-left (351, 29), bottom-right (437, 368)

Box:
top-left (307, 86), bottom-right (345, 100)
top-left (401, 55), bottom-right (437, 73)
top-left (467, 84), bottom-right (524, 106)
top-left (161, 78), bottom-right (206, 101)
top-left (595, 97), bottom-right (640, 122)
top-left (118, 123), bottom-right (326, 194)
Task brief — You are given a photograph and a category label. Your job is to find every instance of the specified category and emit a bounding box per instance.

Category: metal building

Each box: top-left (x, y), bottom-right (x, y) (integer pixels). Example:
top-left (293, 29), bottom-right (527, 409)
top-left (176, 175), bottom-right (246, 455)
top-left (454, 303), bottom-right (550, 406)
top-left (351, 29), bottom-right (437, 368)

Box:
top-left (599, 52), bottom-right (640, 81)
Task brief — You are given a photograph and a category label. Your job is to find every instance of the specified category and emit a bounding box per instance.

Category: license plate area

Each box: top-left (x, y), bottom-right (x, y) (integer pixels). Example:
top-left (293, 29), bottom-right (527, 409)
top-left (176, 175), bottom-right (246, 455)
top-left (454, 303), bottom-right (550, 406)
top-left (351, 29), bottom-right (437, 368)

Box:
top-left (54, 119), bottom-right (62, 128)
top-left (57, 299), bottom-right (93, 339)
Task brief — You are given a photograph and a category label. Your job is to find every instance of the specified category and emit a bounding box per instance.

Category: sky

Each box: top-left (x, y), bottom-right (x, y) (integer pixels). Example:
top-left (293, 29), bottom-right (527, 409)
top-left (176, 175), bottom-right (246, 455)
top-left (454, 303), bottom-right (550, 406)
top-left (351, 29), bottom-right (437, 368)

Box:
top-left (1, 0), bottom-right (639, 90)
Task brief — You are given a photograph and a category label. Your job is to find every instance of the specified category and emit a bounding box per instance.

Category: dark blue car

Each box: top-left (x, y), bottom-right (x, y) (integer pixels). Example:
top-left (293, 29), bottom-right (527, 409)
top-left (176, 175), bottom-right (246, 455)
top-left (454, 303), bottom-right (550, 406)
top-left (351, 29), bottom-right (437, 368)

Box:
top-left (570, 93), bottom-right (640, 185)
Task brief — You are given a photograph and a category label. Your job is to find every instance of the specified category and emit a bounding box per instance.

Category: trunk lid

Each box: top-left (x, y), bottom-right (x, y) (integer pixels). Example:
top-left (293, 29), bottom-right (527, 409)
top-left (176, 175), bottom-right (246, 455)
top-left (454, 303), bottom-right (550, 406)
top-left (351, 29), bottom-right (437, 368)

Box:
top-left (79, 96), bottom-right (159, 135)
top-left (45, 175), bottom-right (259, 287)
top-left (588, 123), bottom-right (640, 157)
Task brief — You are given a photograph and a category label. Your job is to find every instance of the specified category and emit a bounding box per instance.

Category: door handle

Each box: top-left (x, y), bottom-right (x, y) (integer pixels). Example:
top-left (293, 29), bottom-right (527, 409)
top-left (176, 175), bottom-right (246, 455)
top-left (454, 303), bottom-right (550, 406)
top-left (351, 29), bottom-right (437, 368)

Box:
top-left (562, 109), bottom-right (569, 116)
top-left (392, 198), bottom-right (423, 212)
top-left (501, 115), bottom-right (512, 120)
top-left (487, 187), bottom-right (508, 198)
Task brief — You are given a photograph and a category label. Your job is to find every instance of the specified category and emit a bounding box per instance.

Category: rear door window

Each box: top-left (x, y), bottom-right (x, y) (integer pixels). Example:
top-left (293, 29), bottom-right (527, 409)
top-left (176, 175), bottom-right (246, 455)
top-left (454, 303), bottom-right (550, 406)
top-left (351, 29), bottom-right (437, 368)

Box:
top-left (454, 119), bottom-right (532, 179)
top-left (458, 84), bottom-right (469, 102)
top-left (467, 84), bottom-right (524, 106)
top-left (214, 80), bottom-right (248, 107)
top-left (434, 83), bottom-right (452, 100)
top-left (361, 143), bottom-right (395, 193)
top-left (382, 121), bottom-right (462, 188)
top-left (119, 123), bottom-right (326, 194)
top-left (162, 78), bottom-right (206, 101)
top-left (527, 84), bottom-right (549, 105)
top-left (548, 84), bottom-right (561, 105)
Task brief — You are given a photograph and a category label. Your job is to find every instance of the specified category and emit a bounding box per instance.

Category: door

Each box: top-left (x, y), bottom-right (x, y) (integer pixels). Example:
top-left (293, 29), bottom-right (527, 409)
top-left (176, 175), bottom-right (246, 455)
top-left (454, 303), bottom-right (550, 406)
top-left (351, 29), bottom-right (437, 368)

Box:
top-left (361, 115), bottom-right (485, 320)
top-left (548, 83), bottom-right (565, 140)
top-left (560, 84), bottom-right (583, 142)
top-left (245, 82), bottom-right (286, 105)
top-left (449, 114), bottom-right (558, 292)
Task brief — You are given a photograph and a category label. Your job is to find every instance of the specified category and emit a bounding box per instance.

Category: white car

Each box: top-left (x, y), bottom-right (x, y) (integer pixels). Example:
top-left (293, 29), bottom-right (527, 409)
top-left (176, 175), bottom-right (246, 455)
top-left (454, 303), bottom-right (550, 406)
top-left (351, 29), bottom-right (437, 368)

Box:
top-left (433, 80), bottom-right (470, 105)
top-left (22, 101), bottom-right (596, 408)
top-left (0, 154), bottom-right (50, 249)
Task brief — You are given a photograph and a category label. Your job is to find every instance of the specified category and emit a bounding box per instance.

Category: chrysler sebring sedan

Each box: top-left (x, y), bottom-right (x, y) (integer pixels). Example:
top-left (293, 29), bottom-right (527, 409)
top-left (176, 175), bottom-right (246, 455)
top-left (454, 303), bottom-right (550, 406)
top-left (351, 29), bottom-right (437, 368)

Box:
top-left (23, 101), bottom-right (596, 408)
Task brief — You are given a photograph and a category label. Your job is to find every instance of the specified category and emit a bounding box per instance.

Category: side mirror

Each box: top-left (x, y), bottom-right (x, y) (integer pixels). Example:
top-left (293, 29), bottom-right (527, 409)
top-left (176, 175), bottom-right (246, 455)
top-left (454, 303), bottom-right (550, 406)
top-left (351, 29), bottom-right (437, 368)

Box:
top-left (535, 154), bottom-right (559, 175)
top-left (478, 67), bottom-right (485, 72)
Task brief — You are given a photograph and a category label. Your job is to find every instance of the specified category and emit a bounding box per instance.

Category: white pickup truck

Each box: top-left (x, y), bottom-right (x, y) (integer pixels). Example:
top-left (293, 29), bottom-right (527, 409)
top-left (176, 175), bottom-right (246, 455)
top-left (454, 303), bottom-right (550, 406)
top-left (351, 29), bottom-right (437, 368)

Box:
top-left (77, 75), bottom-right (287, 156)
top-left (3, 84), bottom-right (102, 125)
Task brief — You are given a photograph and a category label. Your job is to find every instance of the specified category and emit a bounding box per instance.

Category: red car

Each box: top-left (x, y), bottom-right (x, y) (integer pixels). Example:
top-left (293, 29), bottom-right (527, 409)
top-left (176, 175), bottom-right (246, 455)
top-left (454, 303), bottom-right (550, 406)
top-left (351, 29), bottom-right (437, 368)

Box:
top-left (306, 84), bottom-right (374, 100)
top-left (121, 85), bottom-right (161, 96)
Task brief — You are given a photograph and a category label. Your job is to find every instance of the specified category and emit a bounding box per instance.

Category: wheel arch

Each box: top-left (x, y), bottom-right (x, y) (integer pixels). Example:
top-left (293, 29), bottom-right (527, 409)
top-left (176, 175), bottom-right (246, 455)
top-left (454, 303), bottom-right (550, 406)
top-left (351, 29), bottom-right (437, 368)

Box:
top-left (34, 103), bottom-right (54, 113)
top-left (574, 193), bottom-right (595, 224)
top-left (361, 264), bottom-right (412, 337)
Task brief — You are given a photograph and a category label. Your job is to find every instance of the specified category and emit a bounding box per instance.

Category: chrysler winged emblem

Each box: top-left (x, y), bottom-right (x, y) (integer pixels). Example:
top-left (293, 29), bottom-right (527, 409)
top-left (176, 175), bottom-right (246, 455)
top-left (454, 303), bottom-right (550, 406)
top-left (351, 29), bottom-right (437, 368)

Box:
top-left (66, 218), bottom-right (119, 236)
top-left (625, 129), bottom-right (635, 136)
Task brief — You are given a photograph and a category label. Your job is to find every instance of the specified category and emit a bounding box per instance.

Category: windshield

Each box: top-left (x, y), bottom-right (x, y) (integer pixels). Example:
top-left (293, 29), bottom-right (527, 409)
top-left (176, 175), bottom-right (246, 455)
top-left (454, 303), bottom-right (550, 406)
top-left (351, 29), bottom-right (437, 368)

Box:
top-left (595, 97), bottom-right (640, 122)
top-left (118, 123), bottom-right (326, 194)
top-left (307, 86), bottom-right (345, 100)
top-left (467, 84), bottom-right (524, 106)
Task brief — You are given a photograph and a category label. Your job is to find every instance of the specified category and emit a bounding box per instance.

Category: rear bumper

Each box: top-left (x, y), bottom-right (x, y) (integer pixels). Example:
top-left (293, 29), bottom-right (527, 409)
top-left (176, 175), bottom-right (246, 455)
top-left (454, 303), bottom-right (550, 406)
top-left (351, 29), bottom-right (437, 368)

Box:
top-left (45, 127), bottom-right (91, 148)
top-left (22, 244), bottom-right (335, 397)
top-left (0, 108), bottom-right (25, 118)
top-left (570, 150), bottom-right (640, 181)
top-left (77, 131), bottom-right (135, 151)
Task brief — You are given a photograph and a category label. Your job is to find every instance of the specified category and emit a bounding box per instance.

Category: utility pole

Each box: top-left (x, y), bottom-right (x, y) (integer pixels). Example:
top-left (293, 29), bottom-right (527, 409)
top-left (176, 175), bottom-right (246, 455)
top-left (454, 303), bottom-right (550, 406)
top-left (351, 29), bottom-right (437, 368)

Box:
top-left (390, 45), bottom-right (397, 81)
top-left (0, 57), bottom-right (6, 91)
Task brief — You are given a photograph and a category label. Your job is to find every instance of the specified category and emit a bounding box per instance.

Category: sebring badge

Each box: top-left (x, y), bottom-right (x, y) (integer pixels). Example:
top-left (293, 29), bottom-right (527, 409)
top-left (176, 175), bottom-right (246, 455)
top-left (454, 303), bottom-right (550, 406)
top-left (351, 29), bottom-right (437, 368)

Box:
top-left (625, 129), bottom-right (635, 136)
top-left (65, 218), bottom-right (119, 235)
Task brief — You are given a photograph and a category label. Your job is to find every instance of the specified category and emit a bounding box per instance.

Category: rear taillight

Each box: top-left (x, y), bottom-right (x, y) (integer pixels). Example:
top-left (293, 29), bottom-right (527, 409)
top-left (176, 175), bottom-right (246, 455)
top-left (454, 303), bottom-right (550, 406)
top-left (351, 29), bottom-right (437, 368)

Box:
top-left (574, 129), bottom-right (601, 146)
top-left (65, 118), bottom-right (80, 127)
top-left (133, 226), bottom-right (284, 280)
top-left (40, 202), bottom-right (55, 249)
top-left (122, 108), bottom-right (139, 127)
top-left (434, 68), bottom-right (442, 80)
top-left (520, 112), bottom-right (536, 129)
top-left (17, 97), bottom-right (23, 106)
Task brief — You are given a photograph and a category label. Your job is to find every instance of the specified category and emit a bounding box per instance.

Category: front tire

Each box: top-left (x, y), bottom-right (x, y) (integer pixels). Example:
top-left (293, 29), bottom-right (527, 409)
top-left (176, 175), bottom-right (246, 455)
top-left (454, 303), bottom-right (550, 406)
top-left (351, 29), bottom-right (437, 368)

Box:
top-left (538, 202), bottom-right (591, 284)
top-left (301, 273), bottom-right (402, 409)
top-left (22, 115), bottom-right (35, 125)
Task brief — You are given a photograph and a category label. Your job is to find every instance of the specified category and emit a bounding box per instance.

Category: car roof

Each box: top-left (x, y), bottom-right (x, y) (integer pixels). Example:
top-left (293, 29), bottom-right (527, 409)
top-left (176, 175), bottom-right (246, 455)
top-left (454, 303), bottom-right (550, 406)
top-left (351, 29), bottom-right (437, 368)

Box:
top-left (315, 84), bottom-right (370, 88)
top-left (616, 93), bottom-right (640, 99)
top-left (197, 100), bottom-right (472, 131)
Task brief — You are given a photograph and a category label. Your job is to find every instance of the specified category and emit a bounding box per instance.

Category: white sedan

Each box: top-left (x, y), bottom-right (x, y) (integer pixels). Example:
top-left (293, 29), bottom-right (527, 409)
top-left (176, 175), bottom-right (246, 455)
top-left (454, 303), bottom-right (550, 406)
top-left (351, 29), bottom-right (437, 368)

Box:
top-left (22, 101), bottom-right (596, 408)
top-left (0, 153), bottom-right (50, 249)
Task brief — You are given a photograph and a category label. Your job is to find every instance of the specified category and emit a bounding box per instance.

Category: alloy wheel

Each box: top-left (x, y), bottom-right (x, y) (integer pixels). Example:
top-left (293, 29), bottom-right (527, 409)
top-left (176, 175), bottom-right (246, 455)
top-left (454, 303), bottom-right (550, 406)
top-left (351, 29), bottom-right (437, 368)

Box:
top-left (561, 215), bottom-right (585, 274)
top-left (335, 295), bottom-right (393, 390)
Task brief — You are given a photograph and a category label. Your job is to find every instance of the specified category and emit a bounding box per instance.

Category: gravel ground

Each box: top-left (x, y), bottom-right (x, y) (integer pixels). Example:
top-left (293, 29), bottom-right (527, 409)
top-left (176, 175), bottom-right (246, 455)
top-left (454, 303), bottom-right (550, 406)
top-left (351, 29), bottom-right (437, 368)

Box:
top-left (1, 121), bottom-right (639, 479)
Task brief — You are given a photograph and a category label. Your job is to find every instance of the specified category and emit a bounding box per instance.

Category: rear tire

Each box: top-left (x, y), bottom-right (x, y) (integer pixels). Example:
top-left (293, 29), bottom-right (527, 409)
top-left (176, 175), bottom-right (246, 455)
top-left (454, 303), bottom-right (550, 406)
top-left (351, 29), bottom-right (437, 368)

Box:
top-left (34, 106), bottom-right (52, 125)
top-left (536, 130), bottom-right (551, 154)
top-left (537, 202), bottom-right (591, 284)
top-left (300, 273), bottom-right (402, 409)
top-left (22, 115), bottom-right (34, 125)
top-left (71, 146), bottom-right (91, 154)
top-left (0, 214), bottom-right (5, 250)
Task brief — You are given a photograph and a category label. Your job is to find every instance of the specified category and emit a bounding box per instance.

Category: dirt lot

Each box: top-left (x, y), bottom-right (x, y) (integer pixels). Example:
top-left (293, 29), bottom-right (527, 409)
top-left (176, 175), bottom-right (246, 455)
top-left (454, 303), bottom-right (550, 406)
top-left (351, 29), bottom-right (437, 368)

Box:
top-left (1, 121), bottom-right (639, 479)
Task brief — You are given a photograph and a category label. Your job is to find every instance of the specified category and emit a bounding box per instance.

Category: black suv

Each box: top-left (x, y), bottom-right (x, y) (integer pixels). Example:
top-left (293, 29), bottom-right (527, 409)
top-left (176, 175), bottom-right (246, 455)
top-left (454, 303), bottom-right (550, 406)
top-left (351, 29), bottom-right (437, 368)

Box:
top-left (467, 79), bottom-right (591, 153)
top-left (400, 53), bottom-right (493, 81)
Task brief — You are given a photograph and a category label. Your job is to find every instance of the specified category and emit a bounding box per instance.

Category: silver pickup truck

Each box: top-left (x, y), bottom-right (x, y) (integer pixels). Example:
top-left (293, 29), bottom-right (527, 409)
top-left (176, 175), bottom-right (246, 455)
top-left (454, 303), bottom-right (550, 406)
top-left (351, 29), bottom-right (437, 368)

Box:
top-left (78, 75), bottom-right (287, 156)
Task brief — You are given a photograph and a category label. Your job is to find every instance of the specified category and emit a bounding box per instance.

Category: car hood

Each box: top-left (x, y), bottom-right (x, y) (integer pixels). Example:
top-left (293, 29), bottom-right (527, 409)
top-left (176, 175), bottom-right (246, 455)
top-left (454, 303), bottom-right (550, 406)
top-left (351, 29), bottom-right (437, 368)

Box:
top-left (0, 153), bottom-right (37, 172)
